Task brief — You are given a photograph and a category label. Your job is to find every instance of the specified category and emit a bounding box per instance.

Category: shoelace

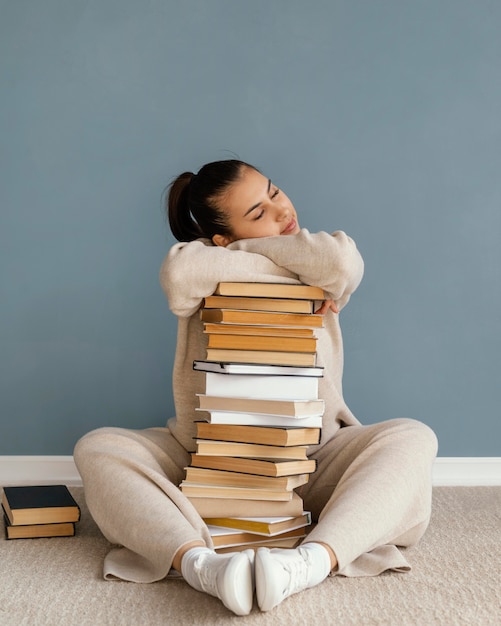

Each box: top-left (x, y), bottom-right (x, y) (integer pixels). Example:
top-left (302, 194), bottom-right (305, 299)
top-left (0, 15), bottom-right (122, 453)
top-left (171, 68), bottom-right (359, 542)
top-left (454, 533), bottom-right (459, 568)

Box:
top-left (195, 554), bottom-right (220, 597)
top-left (280, 548), bottom-right (311, 596)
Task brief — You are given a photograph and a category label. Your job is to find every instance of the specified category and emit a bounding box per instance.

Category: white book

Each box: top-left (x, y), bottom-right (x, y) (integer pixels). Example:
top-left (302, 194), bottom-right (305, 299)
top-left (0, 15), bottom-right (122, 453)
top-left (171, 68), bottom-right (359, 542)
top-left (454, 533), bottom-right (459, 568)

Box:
top-left (204, 372), bottom-right (318, 400)
top-left (198, 395), bottom-right (324, 417)
top-left (193, 360), bottom-right (324, 377)
top-left (197, 410), bottom-right (323, 428)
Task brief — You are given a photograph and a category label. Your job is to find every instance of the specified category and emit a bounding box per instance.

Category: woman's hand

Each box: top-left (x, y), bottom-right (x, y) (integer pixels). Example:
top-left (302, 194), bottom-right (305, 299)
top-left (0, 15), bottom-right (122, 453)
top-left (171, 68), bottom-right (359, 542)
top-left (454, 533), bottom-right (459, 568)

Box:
top-left (314, 299), bottom-right (339, 315)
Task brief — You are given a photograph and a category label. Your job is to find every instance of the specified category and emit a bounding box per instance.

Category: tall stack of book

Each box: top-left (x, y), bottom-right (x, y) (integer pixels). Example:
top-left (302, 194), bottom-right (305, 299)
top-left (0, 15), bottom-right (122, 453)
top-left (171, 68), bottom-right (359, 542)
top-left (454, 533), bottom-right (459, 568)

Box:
top-left (2, 485), bottom-right (81, 539)
top-left (181, 282), bottom-right (325, 552)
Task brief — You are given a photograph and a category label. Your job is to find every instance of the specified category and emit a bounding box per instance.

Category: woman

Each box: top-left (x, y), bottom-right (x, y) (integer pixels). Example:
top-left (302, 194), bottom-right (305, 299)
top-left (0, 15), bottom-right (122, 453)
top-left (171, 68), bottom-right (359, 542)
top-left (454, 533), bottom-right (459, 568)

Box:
top-left (74, 159), bottom-right (437, 616)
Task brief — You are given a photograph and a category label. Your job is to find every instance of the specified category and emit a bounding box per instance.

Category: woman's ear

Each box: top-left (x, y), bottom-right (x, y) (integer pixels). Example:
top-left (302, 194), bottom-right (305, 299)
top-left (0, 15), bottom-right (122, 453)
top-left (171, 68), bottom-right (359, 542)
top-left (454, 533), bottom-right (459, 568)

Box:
top-left (212, 233), bottom-right (233, 247)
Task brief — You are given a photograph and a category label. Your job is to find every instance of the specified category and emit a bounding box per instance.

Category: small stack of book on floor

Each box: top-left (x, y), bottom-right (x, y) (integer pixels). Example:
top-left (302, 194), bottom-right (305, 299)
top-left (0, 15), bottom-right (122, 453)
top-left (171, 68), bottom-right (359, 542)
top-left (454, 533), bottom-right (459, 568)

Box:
top-left (181, 282), bottom-right (325, 552)
top-left (2, 484), bottom-right (81, 539)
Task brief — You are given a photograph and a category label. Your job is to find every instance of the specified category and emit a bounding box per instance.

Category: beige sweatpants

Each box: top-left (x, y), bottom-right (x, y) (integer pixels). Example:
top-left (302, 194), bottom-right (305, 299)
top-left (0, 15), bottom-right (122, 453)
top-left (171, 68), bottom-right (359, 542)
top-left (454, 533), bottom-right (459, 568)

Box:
top-left (73, 417), bottom-right (437, 583)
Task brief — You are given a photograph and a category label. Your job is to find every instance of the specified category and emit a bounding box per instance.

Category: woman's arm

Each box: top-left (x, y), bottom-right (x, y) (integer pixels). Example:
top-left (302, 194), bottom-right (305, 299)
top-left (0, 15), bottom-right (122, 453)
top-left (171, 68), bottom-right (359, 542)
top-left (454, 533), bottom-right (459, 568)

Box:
top-left (228, 229), bottom-right (364, 310)
top-left (160, 229), bottom-right (364, 317)
top-left (160, 238), bottom-right (298, 317)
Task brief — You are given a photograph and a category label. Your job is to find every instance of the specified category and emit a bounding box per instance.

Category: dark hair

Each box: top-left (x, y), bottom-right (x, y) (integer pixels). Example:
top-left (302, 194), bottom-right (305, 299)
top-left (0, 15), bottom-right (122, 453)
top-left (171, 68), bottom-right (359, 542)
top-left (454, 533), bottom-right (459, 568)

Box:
top-left (166, 159), bottom-right (258, 242)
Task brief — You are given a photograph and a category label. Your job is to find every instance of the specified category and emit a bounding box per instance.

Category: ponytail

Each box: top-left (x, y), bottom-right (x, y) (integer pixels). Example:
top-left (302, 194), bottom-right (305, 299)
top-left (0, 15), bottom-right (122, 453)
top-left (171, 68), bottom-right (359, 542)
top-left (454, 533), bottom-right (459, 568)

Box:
top-left (167, 172), bottom-right (203, 242)
top-left (166, 159), bottom-right (258, 242)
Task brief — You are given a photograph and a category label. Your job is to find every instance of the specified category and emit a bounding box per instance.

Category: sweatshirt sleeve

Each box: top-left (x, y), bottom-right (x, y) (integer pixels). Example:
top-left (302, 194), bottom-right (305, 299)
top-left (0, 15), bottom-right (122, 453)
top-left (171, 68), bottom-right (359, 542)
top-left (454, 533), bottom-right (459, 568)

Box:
top-left (160, 238), bottom-right (298, 317)
top-left (160, 229), bottom-right (364, 317)
top-left (228, 229), bottom-right (364, 310)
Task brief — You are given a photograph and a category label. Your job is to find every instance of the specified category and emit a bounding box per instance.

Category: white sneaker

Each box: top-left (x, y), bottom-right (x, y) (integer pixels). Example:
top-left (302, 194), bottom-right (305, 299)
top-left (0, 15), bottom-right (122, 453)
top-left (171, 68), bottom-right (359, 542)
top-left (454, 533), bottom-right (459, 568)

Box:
top-left (256, 546), bottom-right (327, 611)
top-left (192, 549), bottom-right (255, 616)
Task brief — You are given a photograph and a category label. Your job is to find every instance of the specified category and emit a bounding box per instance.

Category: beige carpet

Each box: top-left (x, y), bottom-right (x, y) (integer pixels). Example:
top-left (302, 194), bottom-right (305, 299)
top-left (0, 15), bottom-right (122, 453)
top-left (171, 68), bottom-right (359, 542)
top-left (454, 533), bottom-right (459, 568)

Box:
top-left (1, 487), bottom-right (500, 625)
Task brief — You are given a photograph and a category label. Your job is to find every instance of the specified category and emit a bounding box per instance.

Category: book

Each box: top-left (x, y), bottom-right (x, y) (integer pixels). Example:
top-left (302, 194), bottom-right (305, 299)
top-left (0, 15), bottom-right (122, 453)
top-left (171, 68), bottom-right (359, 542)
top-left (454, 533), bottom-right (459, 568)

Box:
top-left (214, 282), bottom-right (326, 300)
top-left (3, 512), bottom-right (76, 539)
top-left (215, 536), bottom-right (302, 553)
top-left (180, 483), bottom-right (294, 501)
top-left (206, 333), bottom-right (317, 354)
top-left (194, 439), bottom-right (309, 461)
top-left (190, 454), bottom-right (317, 477)
top-left (199, 411), bottom-right (323, 428)
top-left (203, 295), bottom-right (314, 314)
top-left (195, 439), bottom-right (308, 460)
top-left (197, 395), bottom-right (324, 417)
top-left (205, 349), bottom-right (316, 366)
top-left (200, 309), bottom-right (324, 328)
top-left (194, 360), bottom-right (324, 378)
top-left (203, 511), bottom-right (312, 536)
top-left (195, 422), bottom-right (321, 447)
top-left (208, 524), bottom-right (306, 548)
top-left (204, 372), bottom-right (319, 401)
top-left (184, 467), bottom-right (310, 491)
top-left (2, 485), bottom-right (81, 526)
top-left (204, 323), bottom-right (316, 338)
top-left (188, 490), bottom-right (304, 517)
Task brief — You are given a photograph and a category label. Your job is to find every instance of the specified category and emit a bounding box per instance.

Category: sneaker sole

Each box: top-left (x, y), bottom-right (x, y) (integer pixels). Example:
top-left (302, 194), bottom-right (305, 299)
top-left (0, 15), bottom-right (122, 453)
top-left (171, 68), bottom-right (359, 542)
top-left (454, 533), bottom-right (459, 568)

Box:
top-left (255, 548), bottom-right (280, 612)
top-left (220, 551), bottom-right (254, 616)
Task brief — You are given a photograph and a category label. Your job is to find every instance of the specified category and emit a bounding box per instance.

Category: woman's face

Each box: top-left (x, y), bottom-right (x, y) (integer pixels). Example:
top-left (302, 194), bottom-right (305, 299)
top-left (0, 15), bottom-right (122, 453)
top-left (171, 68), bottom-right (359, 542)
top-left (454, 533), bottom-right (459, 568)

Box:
top-left (212, 167), bottom-right (301, 246)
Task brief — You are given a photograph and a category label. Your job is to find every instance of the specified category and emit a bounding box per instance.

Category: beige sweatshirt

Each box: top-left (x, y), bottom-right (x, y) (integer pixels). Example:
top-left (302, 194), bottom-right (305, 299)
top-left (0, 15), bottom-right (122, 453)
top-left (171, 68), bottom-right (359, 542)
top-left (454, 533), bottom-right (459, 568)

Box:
top-left (159, 229), bottom-right (365, 454)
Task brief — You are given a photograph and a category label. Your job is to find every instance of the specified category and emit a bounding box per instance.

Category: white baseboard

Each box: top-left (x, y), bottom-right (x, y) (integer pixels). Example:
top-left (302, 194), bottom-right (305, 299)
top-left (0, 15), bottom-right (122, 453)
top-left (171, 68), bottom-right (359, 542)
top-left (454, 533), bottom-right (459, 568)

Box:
top-left (0, 456), bottom-right (82, 487)
top-left (0, 456), bottom-right (500, 487)
top-left (432, 457), bottom-right (501, 486)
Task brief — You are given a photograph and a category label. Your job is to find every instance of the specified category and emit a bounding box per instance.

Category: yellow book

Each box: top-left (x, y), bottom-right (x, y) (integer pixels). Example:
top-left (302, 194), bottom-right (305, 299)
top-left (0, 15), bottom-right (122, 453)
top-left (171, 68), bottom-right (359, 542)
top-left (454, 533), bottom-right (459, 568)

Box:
top-left (200, 308), bottom-right (324, 328)
top-left (189, 491), bottom-right (304, 517)
top-left (203, 511), bottom-right (312, 536)
top-left (195, 439), bottom-right (308, 460)
top-left (180, 483), bottom-right (293, 501)
top-left (3, 514), bottom-right (76, 539)
top-left (209, 525), bottom-right (306, 548)
top-left (195, 422), bottom-right (321, 447)
top-left (197, 395), bottom-right (324, 417)
top-left (184, 467), bottom-right (310, 490)
top-left (215, 536), bottom-right (303, 553)
top-left (205, 349), bottom-right (316, 367)
top-left (206, 333), bottom-right (317, 353)
top-left (190, 454), bottom-right (317, 477)
top-left (203, 323), bottom-right (316, 338)
top-left (214, 282), bottom-right (325, 300)
top-left (204, 295), bottom-right (314, 314)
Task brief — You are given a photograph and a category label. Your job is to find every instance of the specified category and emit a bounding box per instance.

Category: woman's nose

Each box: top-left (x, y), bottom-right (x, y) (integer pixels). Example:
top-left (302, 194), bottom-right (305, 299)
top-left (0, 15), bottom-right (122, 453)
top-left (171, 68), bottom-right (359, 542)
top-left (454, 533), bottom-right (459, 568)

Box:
top-left (276, 204), bottom-right (289, 220)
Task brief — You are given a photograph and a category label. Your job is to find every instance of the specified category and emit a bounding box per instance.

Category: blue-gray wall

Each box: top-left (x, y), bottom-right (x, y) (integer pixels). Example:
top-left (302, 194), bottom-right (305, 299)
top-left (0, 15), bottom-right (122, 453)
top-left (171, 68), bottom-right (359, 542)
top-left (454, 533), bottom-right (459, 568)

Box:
top-left (1, 1), bottom-right (500, 456)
